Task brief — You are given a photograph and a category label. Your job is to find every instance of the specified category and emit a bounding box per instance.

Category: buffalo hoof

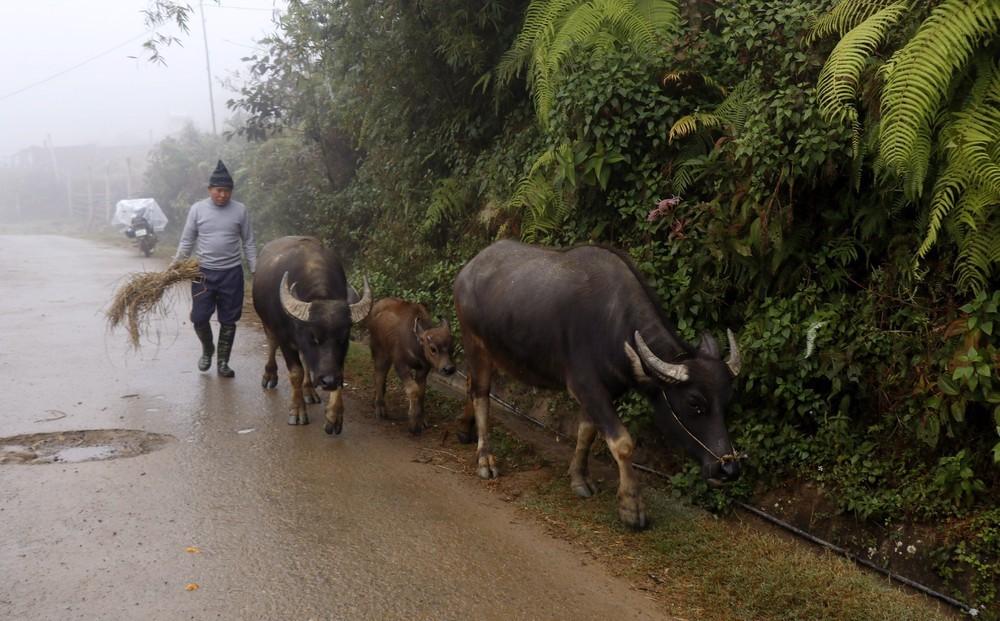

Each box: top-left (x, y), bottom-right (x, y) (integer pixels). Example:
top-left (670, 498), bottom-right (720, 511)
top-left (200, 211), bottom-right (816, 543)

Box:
top-left (407, 417), bottom-right (428, 436)
top-left (455, 428), bottom-right (477, 444)
top-left (262, 376), bottom-right (278, 389)
top-left (304, 389), bottom-right (321, 405)
top-left (476, 455), bottom-right (499, 479)
top-left (619, 501), bottom-right (649, 530)
top-left (287, 412), bottom-right (309, 425)
top-left (477, 463), bottom-right (500, 479)
top-left (374, 405), bottom-right (387, 420)
top-left (571, 481), bottom-right (595, 498)
top-left (324, 420), bottom-right (343, 435)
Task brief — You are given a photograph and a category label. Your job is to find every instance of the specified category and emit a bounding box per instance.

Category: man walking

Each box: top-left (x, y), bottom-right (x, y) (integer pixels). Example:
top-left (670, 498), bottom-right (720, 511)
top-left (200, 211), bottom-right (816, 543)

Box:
top-left (172, 160), bottom-right (258, 378)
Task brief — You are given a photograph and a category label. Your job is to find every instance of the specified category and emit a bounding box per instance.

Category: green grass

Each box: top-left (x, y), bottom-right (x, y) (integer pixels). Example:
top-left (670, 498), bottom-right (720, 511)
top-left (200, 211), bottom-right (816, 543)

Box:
top-left (517, 478), bottom-right (955, 620)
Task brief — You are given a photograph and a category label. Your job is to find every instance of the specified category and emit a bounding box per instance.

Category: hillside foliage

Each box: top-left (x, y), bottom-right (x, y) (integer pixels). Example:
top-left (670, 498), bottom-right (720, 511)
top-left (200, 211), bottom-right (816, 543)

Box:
top-left (141, 0), bottom-right (999, 611)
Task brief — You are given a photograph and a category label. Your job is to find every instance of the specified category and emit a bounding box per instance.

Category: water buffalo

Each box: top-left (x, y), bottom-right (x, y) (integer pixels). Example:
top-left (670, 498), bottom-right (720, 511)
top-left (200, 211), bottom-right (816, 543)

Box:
top-left (368, 297), bottom-right (456, 434)
top-left (452, 239), bottom-right (742, 528)
top-left (252, 236), bottom-right (371, 434)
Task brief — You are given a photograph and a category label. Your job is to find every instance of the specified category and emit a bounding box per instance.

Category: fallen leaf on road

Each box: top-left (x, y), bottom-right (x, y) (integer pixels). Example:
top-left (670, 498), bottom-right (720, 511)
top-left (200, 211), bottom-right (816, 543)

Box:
top-left (186, 547), bottom-right (201, 554)
top-left (185, 583), bottom-right (199, 591)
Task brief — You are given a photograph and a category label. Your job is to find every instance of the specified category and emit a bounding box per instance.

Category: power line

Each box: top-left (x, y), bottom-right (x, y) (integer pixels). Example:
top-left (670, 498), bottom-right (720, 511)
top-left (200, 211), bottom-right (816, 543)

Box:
top-left (207, 4), bottom-right (278, 11)
top-left (0, 32), bottom-right (149, 103)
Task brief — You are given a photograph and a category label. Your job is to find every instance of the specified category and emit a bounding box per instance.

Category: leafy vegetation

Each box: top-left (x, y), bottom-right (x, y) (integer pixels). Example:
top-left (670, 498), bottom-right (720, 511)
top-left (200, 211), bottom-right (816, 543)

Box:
top-left (133, 0), bottom-right (998, 613)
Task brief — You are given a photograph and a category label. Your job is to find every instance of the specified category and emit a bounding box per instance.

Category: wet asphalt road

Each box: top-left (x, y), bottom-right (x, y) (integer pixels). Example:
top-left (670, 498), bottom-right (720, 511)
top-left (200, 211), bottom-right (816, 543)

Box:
top-left (0, 234), bottom-right (671, 621)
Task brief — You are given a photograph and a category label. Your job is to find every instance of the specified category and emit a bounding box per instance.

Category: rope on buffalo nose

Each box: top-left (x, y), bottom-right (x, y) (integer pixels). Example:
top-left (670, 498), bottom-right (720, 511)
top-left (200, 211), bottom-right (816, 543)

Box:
top-left (661, 390), bottom-right (743, 467)
top-left (444, 370), bottom-right (744, 466)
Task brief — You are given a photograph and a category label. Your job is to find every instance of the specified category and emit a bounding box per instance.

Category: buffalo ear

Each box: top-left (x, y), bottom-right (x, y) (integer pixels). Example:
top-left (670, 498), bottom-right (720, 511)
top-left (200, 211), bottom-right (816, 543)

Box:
top-left (695, 331), bottom-right (721, 358)
top-left (413, 317), bottom-right (425, 338)
top-left (438, 316), bottom-right (450, 331)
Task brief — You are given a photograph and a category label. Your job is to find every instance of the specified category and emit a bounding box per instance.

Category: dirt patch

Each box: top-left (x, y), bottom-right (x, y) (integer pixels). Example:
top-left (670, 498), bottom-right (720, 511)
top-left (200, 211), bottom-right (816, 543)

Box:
top-left (0, 429), bottom-right (174, 465)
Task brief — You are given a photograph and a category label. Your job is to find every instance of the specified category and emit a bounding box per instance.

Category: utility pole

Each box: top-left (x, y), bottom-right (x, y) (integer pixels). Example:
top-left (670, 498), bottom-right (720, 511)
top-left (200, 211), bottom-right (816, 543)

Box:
top-left (105, 164), bottom-right (111, 224)
top-left (126, 157), bottom-right (133, 199)
top-left (200, 0), bottom-right (218, 135)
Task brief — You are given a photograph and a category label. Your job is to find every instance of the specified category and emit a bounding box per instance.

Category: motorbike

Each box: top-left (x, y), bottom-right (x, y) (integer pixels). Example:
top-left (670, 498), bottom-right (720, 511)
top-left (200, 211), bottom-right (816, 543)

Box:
top-left (124, 216), bottom-right (158, 257)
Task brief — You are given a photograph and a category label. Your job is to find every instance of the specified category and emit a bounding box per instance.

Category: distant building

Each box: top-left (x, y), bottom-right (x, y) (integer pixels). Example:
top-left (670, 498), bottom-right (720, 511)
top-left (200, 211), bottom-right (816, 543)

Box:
top-left (0, 142), bottom-right (151, 225)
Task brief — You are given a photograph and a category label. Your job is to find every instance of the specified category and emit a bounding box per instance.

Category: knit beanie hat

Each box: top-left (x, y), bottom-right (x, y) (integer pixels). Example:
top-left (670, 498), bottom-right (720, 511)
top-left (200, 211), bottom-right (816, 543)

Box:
top-left (209, 160), bottom-right (234, 189)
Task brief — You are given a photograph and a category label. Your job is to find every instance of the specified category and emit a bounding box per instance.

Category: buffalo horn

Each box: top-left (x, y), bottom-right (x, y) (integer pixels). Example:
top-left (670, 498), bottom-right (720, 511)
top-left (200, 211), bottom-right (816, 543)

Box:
top-left (349, 276), bottom-right (372, 323)
top-left (623, 342), bottom-right (647, 380)
top-left (633, 331), bottom-right (688, 384)
top-left (725, 328), bottom-right (742, 376)
top-left (279, 272), bottom-right (313, 322)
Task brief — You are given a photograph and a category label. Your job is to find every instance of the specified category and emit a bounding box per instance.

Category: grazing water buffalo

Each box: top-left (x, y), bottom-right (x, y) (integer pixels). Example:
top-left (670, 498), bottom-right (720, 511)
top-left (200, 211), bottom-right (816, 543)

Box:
top-left (453, 239), bottom-right (742, 528)
top-left (252, 236), bottom-right (371, 434)
top-left (368, 298), bottom-right (456, 434)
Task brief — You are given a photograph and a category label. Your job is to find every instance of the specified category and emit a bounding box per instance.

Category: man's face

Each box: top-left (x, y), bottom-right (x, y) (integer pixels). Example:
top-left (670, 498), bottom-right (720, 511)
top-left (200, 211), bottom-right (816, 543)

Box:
top-left (209, 186), bottom-right (232, 206)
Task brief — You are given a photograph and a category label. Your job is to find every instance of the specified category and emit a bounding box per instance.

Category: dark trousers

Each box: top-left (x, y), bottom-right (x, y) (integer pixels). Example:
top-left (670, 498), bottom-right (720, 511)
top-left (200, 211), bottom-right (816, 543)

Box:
top-left (190, 265), bottom-right (244, 325)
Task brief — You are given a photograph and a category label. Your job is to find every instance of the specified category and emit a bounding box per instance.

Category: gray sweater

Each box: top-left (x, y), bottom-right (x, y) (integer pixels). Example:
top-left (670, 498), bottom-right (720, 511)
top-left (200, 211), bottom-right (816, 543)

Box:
top-left (174, 198), bottom-right (259, 272)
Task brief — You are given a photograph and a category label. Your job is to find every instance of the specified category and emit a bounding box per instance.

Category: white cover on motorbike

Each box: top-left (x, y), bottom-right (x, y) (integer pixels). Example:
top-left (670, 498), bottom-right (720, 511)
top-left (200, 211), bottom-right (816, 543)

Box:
top-left (111, 198), bottom-right (169, 232)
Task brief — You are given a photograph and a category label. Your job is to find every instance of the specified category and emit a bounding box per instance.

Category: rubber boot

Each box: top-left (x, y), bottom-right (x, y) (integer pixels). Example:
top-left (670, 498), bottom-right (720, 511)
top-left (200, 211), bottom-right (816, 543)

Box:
top-left (216, 323), bottom-right (237, 378)
top-left (193, 322), bottom-right (214, 372)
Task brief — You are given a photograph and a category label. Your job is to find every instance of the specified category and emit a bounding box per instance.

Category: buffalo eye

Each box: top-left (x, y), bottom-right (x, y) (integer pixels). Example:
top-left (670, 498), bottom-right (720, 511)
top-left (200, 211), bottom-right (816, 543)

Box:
top-left (686, 395), bottom-right (705, 414)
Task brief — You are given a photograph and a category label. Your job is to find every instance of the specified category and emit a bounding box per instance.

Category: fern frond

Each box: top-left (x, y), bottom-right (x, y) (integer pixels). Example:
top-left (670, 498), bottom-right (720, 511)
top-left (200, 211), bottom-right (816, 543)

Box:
top-left (815, 3), bottom-right (907, 124)
top-left (423, 178), bottom-right (472, 231)
top-left (495, 0), bottom-right (575, 87)
top-left (916, 60), bottom-right (1000, 290)
top-left (669, 113), bottom-right (726, 141)
top-left (495, 0), bottom-right (680, 125)
top-left (713, 78), bottom-right (758, 135)
top-left (663, 70), bottom-right (728, 96)
top-left (668, 78), bottom-right (758, 141)
top-left (808, 0), bottom-right (908, 43)
top-left (954, 88), bottom-right (1000, 197)
top-left (547, 3), bottom-right (607, 82)
top-left (878, 0), bottom-right (1000, 187)
top-left (634, 0), bottom-right (680, 29)
top-left (954, 213), bottom-right (1000, 292)
top-left (510, 172), bottom-right (573, 242)
top-left (919, 166), bottom-right (964, 259)
top-left (504, 147), bottom-right (577, 242)
top-left (917, 61), bottom-right (1000, 257)
top-left (670, 159), bottom-right (700, 195)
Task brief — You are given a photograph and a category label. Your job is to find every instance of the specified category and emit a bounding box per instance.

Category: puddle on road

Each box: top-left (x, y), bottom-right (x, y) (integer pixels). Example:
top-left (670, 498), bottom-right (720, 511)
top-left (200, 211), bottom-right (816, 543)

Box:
top-left (0, 429), bottom-right (173, 465)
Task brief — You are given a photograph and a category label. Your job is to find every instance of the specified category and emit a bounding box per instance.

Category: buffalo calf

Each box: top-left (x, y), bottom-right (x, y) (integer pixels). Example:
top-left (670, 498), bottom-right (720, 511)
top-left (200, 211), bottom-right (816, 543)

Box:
top-left (369, 298), bottom-right (455, 434)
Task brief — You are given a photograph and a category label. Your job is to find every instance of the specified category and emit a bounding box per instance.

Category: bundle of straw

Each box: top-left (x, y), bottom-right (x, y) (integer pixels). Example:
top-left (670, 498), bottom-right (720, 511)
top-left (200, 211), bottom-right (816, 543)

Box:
top-left (106, 258), bottom-right (202, 349)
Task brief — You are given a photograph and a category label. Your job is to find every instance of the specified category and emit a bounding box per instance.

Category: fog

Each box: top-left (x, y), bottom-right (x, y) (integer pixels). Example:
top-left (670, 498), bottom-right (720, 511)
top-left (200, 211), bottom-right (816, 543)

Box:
top-left (0, 1), bottom-right (286, 157)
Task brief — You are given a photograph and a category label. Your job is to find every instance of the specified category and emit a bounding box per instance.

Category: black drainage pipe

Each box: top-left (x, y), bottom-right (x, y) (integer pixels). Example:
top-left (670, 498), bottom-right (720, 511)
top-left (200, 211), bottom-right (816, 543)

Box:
top-left (733, 499), bottom-right (976, 615)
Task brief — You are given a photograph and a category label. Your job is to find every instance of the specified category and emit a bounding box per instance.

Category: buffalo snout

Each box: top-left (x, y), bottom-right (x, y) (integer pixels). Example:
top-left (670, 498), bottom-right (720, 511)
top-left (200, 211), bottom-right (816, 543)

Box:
top-left (440, 363), bottom-right (456, 376)
top-left (703, 458), bottom-right (742, 484)
top-left (318, 375), bottom-right (342, 391)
